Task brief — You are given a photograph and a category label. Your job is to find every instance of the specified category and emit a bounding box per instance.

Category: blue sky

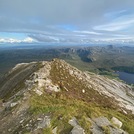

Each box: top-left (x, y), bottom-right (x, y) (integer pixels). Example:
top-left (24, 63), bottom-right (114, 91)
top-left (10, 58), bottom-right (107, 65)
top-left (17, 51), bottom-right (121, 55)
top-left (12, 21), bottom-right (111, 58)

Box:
top-left (0, 0), bottom-right (134, 44)
top-left (0, 32), bottom-right (26, 39)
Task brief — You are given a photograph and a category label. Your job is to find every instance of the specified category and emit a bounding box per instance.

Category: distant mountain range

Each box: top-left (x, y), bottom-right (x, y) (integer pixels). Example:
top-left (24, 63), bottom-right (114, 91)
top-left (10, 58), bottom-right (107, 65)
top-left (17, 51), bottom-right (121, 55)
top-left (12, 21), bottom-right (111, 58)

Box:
top-left (0, 45), bottom-right (134, 80)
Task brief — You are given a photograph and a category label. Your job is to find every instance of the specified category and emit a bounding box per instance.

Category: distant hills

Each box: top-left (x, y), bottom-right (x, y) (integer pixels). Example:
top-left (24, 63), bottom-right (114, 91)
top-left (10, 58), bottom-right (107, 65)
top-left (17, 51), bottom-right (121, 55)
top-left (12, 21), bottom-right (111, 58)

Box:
top-left (0, 45), bottom-right (134, 79)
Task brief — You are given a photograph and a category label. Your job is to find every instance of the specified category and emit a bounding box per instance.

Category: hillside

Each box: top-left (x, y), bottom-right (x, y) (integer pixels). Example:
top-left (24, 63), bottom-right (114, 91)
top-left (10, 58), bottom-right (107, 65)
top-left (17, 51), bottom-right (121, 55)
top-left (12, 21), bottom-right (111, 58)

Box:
top-left (0, 59), bottom-right (134, 134)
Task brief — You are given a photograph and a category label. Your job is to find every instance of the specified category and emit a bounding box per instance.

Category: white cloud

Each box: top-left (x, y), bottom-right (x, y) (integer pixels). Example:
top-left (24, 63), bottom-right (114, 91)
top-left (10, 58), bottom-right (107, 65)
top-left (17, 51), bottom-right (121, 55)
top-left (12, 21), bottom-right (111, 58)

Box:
top-left (0, 37), bottom-right (36, 43)
top-left (74, 30), bottom-right (102, 35)
top-left (94, 16), bottom-right (134, 31)
top-left (0, 0), bottom-right (134, 34)
top-left (23, 37), bottom-right (35, 43)
top-left (29, 34), bottom-right (60, 43)
top-left (104, 10), bottom-right (127, 18)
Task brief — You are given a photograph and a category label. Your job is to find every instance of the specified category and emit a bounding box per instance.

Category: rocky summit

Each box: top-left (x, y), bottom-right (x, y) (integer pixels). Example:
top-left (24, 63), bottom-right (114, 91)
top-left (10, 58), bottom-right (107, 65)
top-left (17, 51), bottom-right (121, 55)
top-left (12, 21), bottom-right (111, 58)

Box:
top-left (0, 59), bottom-right (134, 134)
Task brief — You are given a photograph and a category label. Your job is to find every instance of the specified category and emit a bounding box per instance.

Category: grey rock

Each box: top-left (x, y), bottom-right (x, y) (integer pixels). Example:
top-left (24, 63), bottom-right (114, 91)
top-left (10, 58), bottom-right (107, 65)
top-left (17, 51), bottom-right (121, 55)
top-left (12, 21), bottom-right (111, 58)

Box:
top-left (69, 117), bottom-right (79, 127)
top-left (94, 117), bottom-right (111, 127)
top-left (70, 126), bottom-right (85, 134)
top-left (90, 123), bottom-right (104, 134)
top-left (52, 127), bottom-right (57, 134)
top-left (109, 127), bottom-right (128, 134)
top-left (10, 102), bottom-right (18, 107)
top-left (69, 117), bottom-right (85, 134)
top-left (37, 116), bottom-right (50, 129)
top-left (88, 118), bottom-right (103, 134)
top-left (89, 117), bottom-right (128, 134)
top-left (111, 117), bottom-right (122, 128)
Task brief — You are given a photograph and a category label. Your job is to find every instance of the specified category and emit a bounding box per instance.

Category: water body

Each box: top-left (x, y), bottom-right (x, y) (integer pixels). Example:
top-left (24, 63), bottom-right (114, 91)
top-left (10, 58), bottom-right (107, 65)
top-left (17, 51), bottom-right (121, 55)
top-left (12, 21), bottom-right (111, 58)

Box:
top-left (116, 72), bottom-right (134, 84)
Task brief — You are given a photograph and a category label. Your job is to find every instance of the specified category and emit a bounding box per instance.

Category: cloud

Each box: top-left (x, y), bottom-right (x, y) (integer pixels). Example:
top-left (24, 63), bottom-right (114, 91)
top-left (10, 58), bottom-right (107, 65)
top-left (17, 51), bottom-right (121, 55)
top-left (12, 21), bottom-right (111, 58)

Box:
top-left (23, 37), bottom-right (36, 43)
top-left (94, 14), bottom-right (134, 31)
top-left (0, 0), bottom-right (133, 30)
top-left (74, 30), bottom-right (102, 35)
top-left (0, 37), bottom-right (36, 43)
top-left (0, 0), bottom-right (134, 41)
top-left (29, 34), bottom-right (60, 43)
top-left (104, 10), bottom-right (128, 19)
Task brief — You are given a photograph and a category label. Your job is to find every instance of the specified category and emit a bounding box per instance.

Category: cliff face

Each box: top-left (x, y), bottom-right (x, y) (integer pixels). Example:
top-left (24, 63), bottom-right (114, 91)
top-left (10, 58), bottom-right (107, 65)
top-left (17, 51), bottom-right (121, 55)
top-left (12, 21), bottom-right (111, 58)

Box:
top-left (0, 59), bottom-right (134, 134)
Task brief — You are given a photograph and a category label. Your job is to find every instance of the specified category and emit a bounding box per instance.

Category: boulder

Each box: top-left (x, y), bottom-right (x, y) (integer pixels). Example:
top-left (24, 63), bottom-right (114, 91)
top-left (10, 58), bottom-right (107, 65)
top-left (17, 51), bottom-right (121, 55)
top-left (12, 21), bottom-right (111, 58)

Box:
top-left (52, 127), bottom-right (57, 134)
top-left (94, 117), bottom-right (111, 127)
top-left (69, 117), bottom-right (85, 134)
top-left (90, 116), bottom-right (127, 134)
top-left (111, 117), bottom-right (122, 128)
top-left (70, 126), bottom-right (85, 134)
top-left (10, 102), bottom-right (18, 107)
top-left (69, 117), bottom-right (79, 127)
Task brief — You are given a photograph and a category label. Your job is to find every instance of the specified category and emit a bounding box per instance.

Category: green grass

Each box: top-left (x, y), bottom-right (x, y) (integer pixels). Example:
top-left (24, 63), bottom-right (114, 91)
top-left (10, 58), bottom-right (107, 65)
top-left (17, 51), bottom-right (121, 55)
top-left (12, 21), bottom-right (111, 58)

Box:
top-left (29, 92), bottom-right (98, 133)
top-left (43, 128), bottom-right (53, 134)
top-left (29, 90), bottom-right (134, 134)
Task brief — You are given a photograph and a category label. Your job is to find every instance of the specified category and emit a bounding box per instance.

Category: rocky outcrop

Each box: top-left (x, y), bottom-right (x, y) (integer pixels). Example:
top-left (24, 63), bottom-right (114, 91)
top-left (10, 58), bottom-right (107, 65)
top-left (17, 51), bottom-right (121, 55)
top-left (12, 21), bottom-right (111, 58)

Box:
top-left (25, 61), bottom-right (60, 93)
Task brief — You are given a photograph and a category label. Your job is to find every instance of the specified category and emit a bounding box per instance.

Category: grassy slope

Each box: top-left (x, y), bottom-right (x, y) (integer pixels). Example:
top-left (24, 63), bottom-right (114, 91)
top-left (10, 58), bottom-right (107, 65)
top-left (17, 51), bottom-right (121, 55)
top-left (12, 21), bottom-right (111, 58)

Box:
top-left (0, 62), bottom-right (43, 100)
top-left (30, 93), bottom-right (134, 134)
top-left (29, 60), bottom-right (134, 134)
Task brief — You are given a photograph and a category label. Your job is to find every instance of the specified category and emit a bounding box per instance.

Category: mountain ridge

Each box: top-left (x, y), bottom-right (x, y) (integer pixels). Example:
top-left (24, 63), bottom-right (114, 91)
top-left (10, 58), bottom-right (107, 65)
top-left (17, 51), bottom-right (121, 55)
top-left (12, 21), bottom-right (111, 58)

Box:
top-left (0, 59), bottom-right (134, 134)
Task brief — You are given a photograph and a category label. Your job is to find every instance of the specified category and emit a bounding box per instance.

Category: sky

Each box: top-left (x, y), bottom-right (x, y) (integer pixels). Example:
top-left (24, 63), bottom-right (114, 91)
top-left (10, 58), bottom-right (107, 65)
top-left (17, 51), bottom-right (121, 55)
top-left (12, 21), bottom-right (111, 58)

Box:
top-left (0, 0), bottom-right (134, 44)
